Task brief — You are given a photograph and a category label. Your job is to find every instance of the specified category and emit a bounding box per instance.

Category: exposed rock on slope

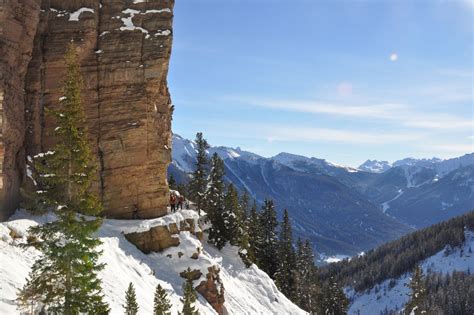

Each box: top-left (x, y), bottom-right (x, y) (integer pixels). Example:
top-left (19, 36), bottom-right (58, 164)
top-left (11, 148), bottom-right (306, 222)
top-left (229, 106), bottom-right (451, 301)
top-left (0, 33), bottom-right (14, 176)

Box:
top-left (1, 0), bottom-right (174, 220)
top-left (124, 211), bottom-right (200, 253)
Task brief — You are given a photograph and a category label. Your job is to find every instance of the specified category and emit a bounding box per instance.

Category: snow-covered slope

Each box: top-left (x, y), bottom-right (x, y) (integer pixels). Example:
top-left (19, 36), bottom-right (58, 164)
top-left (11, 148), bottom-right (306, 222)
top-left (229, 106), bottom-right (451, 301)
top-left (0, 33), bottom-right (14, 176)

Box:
top-left (0, 210), bottom-right (306, 315)
top-left (347, 229), bottom-right (474, 315)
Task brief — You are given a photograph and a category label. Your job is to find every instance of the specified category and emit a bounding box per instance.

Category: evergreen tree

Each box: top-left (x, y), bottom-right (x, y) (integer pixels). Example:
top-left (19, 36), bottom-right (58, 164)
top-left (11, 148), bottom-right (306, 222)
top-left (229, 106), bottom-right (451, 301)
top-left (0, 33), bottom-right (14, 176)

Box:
top-left (123, 282), bottom-right (139, 315)
top-left (154, 284), bottom-right (172, 315)
top-left (206, 153), bottom-right (227, 249)
top-left (320, 276), bottom-right (349, 315)
top-left (180, 268), bottom-right (199, 315)
top-left (239, 190), bottom-right (251, 221)
top-left (223, 183), bottom-right (242, 245)
top-left (258, 199), bottom-right (279, 278)
top-left (168, 174), bottom-right (177, 190)
top-left (188, 132), bottom-right (209, 215)
top-left (17, 43), bottom-right (108, 314)
top-left (294, 238), bottom-right (320, 312)
top-left (405, 265), bottom-right (428, 315)
top-left (247, 200), bottom-right (261, 265)
top-left (236, 194), bottom-right (253, 267)
top-left (275, 209), bottom-right (297, 300)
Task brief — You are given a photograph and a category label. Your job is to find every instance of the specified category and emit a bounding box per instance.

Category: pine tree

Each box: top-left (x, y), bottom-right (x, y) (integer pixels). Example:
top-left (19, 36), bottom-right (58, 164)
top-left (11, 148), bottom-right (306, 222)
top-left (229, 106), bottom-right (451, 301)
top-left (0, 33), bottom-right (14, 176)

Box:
top-left (320, 276), bottom-right (349, 315)
top-left (247, 200), bottom-right (260, 265)
top-left (180, 268), bottom-right (199, 315)
top-left (294, 238), bottom-right (320, 312)
top-left (17, 43), bottom-right (109, 315)
top-left (236, 193), bottom-right (253, 267)
top-left (223, 183), bottom-right (241, 245)
top-left (404, 265), bottom-right (428, 315)
top-left (154, 284), bottom-right (172, 315)
top-left (258, 199), bottom-right (279, 278)
top-left (123, 282), bottom-right (139, 315)
top-left (206, 153), bottom-right (227, 249)
top-left (275, 209), bottom-right (297, 300)
top-left (188, 132), bottom-right (209, 215)
top-left (168, 174), bottom-right (177, 190)
top-left (239, 190), bottom-right (250, 221)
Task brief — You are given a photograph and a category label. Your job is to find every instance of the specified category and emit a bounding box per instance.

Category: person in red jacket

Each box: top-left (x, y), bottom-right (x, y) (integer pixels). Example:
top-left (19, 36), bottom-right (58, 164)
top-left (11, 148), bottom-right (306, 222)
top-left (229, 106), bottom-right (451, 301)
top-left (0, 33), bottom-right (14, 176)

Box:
top-left (170, 194), bottom-right (177, 213)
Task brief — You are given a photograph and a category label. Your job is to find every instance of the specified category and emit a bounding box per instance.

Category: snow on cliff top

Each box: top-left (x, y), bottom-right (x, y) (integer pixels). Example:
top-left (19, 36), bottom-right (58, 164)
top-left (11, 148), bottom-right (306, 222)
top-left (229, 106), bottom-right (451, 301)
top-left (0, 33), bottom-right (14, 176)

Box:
top-left (0, 210), bottom-right (306, 315)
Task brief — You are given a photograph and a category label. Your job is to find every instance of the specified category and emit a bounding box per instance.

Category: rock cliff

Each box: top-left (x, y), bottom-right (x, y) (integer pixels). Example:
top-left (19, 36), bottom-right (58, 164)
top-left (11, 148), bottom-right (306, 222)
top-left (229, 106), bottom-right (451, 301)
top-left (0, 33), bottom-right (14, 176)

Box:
top-left (0, 0), bottom-right (174, 220)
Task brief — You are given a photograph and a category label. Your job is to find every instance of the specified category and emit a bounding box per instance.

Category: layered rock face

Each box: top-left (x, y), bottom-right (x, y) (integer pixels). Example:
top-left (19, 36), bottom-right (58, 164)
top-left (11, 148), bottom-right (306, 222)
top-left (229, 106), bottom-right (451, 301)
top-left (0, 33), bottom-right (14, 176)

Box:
top-left (0, 0), bottom-right (41, 221)
top-left (1, 0), bottom-right (174, 220)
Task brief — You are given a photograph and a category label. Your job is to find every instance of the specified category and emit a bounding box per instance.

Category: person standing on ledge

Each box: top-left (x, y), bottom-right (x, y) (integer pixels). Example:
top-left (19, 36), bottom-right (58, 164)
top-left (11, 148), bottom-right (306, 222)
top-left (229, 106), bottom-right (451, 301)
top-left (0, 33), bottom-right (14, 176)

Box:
top-left (170, 193), bottom-right (177, 213)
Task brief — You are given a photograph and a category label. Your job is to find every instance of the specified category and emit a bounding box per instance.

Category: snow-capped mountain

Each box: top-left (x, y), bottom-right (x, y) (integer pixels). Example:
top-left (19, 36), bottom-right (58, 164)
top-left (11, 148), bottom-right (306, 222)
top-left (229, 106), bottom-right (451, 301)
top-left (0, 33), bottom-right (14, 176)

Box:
top-left (170, 134), bottom-right (412, 256)
top-left (170, 134), bottom-right (474, 254)
top-left (171, 134), bottom-right (262, 174)
top-left (0, 210), bottom-right (306, 314)
top-left (358, 160), bottom-right (392, 173)
top-left (272, 152), bottom-right (360, 175)
top-left (358, 153), bottom-right (474, 176)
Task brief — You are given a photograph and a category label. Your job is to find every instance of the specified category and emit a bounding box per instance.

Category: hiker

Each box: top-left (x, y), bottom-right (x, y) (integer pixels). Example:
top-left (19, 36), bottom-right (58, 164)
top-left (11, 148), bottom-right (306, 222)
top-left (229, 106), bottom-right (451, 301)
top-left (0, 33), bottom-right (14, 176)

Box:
top-left (132, 204), bottom-right (139, 219)
top-left (170, 193), bottom-right (177, 213)
top-left (178, 195), bottom-right (185, 210)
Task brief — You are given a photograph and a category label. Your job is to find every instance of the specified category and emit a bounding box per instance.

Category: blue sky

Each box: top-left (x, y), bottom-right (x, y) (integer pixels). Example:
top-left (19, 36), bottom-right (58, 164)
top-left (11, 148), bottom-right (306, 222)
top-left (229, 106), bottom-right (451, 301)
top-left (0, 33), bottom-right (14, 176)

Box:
top-left (168, 0), bottom-right (473, 167)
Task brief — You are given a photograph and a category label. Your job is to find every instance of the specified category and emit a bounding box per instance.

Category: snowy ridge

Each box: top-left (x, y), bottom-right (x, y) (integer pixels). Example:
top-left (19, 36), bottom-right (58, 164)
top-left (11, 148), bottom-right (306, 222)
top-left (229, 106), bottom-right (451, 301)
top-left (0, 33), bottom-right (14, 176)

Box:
top-left (359, 153), bottom-right (474, 177)
top-left (172, 134), bottom-right (263, 173)
top-left (358, 160), bottom-right (392, 173)
top-left (347, 229), bottom-right (474, 315)
top-left (272, 152), bottom-right (359, 173)
top-left (0, 210), bottom-right (306, 315)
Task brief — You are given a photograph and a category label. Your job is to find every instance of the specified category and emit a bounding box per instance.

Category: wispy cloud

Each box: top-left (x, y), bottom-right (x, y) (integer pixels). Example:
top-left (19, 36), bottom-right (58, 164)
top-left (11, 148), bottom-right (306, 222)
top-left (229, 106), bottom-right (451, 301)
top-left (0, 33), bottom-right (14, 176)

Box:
top-left (222, 96), bottom-right (474, 131)
top-left (197, 121), bottom-right (426, 145)
top-left (422, 143), bottom-right (474, 154)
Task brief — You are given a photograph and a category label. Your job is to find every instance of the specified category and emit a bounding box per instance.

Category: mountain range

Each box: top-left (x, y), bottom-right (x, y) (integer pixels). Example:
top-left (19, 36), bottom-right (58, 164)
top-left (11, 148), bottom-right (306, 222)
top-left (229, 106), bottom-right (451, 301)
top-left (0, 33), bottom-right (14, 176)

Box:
top-left (169, 134), bottom-right (474, 256)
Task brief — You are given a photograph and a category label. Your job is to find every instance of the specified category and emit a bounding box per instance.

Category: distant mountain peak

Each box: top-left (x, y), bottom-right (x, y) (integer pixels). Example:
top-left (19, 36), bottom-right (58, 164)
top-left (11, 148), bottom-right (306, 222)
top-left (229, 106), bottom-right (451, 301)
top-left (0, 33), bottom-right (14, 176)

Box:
top-left (358, 160), bottom-right (392, 173)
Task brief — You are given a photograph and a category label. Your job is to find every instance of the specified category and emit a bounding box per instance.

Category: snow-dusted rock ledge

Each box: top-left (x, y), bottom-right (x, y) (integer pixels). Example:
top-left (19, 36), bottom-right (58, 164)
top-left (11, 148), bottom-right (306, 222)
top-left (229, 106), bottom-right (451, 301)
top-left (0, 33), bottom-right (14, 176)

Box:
top-left (116, 210), bottom-right (203, 253)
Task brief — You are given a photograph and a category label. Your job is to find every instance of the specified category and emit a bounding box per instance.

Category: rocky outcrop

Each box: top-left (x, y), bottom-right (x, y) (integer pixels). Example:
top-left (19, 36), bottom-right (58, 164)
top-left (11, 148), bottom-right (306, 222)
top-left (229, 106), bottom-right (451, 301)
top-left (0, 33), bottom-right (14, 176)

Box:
top-left (196, 266), bottom-right (226, 315)
top-left (178, 265), bottom-right (226, 315)
top-left (1, 0), bottom-right (174, 220)
top-left (124, 217), bottom-right (197, 253)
